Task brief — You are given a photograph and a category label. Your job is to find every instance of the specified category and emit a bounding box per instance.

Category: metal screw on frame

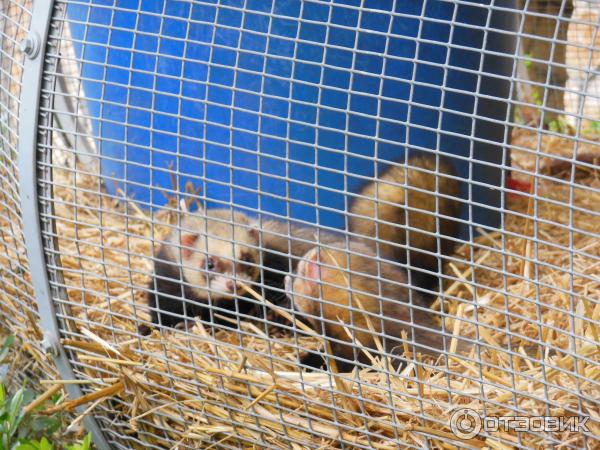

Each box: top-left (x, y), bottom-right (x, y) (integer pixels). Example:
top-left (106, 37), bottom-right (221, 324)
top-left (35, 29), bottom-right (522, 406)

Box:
top-left (41, 333), bottom-right (59, 356)
top-left (21, 32), bottom-right (41, 59)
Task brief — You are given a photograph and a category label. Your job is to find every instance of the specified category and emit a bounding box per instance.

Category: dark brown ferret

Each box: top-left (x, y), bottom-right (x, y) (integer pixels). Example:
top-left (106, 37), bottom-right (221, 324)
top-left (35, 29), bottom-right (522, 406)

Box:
top-left (285, 240), bottom-right (448, 372)
top-left (349, 154), bottom-right (461, 289)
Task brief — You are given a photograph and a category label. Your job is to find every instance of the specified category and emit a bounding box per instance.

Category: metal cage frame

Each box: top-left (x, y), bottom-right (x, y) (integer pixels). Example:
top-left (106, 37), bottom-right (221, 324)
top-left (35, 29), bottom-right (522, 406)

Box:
top-left (5, 0), bottom-right (599, 448)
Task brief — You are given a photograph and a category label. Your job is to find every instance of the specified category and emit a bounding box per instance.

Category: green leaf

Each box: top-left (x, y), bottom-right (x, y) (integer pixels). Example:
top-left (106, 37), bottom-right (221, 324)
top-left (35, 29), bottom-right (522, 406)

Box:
top-left (44, 416), bottom-right (60, 436)
top-left (0, 337), bottom-right (14, 364)
top-left (7, 389), bottom-right (25, 435)
top-left (29, 416), bottom-right (59, 434)
top-left (20, 391), bottom-right (35, 410)
top-left (64, 433), bottom-right (92, 450)
top-left (8, 390), bottom-right (23, 423)
top-left (14, 441), bottom-right (39, 450)
top-left (38, 438), bottom-right (52, 450)
top-left (82, 433), bottom-right (92, 450)
top-left (14, 437), bottom-right (55, 450)
top-left (0, 384), bottom-right (6, 406)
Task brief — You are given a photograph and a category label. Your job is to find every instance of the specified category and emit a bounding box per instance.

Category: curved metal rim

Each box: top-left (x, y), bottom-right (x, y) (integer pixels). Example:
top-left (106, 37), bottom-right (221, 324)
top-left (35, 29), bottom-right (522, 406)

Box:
top-left (17, 1), bottom-right (112, 448)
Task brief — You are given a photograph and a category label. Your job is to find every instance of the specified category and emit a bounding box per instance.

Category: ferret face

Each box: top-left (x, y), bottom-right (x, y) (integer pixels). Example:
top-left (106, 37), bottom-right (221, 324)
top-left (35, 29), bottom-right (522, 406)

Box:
top-left (167, 211), bottom-right (260, 300)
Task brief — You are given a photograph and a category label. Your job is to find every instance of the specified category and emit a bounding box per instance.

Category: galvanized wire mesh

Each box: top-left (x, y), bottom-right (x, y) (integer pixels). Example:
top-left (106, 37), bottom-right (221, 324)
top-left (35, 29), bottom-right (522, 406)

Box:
top-left (0, 0), bottom-right (60, 387)
top-left (2, 0), bottom-right (599, 449)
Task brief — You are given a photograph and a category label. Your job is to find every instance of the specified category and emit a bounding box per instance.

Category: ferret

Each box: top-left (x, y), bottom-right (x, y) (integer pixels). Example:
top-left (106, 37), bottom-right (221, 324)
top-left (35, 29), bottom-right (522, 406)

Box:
top-left (145, 209), bottom-right (261, 331)
top-left (259, 218), bottom-right (342, 282)
top-left (144, 206), bottom-right (341, 332)
top-left (284, 240), bottom-right (448, 372)
top-left (349, 153), bottom-right (461, 291)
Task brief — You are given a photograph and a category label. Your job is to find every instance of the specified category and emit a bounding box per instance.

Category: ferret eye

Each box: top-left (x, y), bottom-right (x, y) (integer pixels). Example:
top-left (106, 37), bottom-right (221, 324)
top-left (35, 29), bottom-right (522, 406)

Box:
top-left (206, 257), bottom-right (215, 271)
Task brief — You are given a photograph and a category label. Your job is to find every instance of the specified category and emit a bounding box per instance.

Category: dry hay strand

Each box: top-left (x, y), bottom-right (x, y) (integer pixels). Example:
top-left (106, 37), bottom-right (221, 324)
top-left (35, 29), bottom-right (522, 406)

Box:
top-left (511, 128), bottom-right (600, 181)
top-left (8, 154), bottom-right (599, 448)
top-left (0, 166), bottom-right (59, 387)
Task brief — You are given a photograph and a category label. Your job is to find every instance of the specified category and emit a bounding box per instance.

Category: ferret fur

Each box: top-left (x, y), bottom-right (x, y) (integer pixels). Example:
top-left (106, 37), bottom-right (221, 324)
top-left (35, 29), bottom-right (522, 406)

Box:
top-left (285, 240), bottom-right (448, 372)
top-left (349, 154), bottom-right (461, 290)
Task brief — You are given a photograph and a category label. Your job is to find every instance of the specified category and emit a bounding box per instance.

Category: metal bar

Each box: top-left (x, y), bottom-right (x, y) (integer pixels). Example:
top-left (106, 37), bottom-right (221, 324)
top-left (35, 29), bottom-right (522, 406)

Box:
top-left (17, 0), bottom-right (112, 449)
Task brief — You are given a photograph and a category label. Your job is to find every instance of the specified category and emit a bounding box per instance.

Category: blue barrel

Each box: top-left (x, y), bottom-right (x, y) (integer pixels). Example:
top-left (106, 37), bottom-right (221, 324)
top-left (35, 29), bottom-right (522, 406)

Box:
top-left (65, 0), bottom-right (516, 234)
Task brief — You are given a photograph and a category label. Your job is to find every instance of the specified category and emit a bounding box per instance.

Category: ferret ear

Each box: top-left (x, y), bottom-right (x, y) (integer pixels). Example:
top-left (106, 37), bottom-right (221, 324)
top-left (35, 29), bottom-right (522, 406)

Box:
top-left (296, 250), bottom-right (320, 298)
top-left (181, 233), bottom-right (199, 258)
top-left (300, 249), bottom-right (320, 281)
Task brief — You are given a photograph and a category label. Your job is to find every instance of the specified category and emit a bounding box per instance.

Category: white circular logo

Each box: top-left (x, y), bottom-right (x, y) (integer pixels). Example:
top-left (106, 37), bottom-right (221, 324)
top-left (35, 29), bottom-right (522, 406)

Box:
top-left (450, 408), bottom-right (481, 439)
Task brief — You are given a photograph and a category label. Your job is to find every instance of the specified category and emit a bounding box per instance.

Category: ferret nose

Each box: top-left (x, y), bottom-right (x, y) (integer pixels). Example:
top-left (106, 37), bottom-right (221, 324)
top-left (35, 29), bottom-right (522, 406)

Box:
top-left (226, 280), bottom-right (235, 292)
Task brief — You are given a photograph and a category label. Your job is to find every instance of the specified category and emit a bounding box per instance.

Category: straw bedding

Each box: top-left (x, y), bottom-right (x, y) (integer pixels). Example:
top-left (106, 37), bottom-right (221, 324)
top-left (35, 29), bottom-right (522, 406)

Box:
top-left (1, 130), bottom-right (598, 448)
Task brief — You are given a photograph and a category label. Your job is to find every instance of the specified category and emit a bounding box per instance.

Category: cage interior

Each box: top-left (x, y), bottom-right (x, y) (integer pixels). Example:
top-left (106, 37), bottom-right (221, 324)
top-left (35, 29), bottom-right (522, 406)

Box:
top-left (1, 1), bottom-right (599, 449)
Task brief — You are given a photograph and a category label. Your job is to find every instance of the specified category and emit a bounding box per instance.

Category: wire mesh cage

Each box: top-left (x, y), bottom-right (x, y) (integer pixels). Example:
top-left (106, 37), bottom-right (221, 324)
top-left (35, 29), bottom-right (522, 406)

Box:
top-left (1, 0), bottom-right (599, 449)
top-left (0, 0), bottom-right (63, 390)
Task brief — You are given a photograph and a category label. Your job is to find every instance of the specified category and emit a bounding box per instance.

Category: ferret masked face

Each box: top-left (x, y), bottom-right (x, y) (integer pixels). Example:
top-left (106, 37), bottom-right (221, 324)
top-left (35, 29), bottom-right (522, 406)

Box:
top-left (180, 229), bottom-right (260, 300)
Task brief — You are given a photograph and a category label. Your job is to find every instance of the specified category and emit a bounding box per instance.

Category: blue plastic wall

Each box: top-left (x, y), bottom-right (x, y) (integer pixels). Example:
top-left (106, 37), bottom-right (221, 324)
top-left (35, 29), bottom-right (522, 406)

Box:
top-left (65, 0), bottom-right (516, 233)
